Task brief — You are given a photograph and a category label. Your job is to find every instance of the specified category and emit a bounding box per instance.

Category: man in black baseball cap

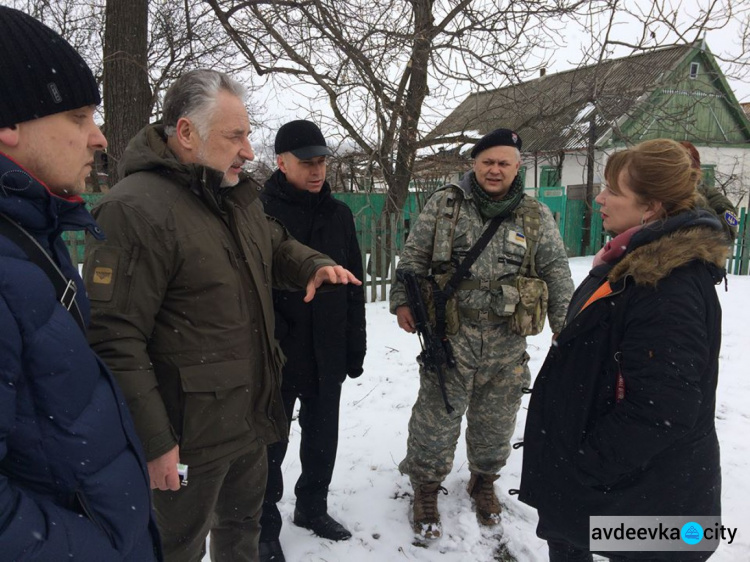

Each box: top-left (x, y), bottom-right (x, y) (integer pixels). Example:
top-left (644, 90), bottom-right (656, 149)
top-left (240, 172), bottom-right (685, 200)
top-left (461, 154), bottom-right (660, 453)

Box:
top-left (274, 119), bottom-right (334, 160)
top-left (272, 120), bottom-right (333, 194)
top-left (258, 120), bottom-right (366, 561)
top-left (0, 6), bottom-right (161, 560)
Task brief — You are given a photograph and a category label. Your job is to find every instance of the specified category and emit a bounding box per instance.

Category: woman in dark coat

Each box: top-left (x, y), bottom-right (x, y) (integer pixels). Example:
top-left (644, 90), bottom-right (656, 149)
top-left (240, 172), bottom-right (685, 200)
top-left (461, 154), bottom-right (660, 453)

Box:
top-left (519, 139), bottom-right (728, 561)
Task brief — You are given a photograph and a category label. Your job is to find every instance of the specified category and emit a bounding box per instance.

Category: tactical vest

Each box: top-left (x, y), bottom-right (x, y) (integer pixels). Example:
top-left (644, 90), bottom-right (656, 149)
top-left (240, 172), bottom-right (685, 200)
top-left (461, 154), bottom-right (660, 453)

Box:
top-left (427, 184), bottom-right (548, 335)
top-left (429, 184), bottom-right (543, 277)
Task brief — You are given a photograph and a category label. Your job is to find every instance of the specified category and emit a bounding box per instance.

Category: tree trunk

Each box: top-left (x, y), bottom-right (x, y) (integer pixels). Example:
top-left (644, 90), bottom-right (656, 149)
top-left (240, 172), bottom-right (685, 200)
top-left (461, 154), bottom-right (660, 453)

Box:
top-left (103, 0), bottom-right (149, 186)
top-left (370, 0), bottom-right (434, 277)
top-left (582, 112), bottom-right (597, 254)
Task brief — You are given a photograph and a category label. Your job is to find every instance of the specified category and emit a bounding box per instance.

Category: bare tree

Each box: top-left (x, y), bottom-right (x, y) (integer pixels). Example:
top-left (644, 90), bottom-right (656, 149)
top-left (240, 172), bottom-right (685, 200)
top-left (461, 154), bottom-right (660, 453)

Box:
top-left (145, 0), bottom-right (257, 118)
top-left (204, 0), bottom-right (596, 271)
top-left (715, 158), bottom-right (750, 208)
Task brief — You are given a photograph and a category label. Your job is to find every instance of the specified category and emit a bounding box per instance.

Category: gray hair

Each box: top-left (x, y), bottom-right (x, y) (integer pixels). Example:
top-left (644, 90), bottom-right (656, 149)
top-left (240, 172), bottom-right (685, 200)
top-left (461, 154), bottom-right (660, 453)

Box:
top-left (472, 147), bottom-right (522, 163)
top-left (162, 69), bottom-right (246, 138)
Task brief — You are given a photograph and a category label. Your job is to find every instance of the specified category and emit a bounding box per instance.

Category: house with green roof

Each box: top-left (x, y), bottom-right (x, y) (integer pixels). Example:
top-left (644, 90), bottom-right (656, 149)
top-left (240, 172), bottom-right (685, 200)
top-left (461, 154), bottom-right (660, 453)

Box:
top-left (425, 40), bottom-right (750, 254)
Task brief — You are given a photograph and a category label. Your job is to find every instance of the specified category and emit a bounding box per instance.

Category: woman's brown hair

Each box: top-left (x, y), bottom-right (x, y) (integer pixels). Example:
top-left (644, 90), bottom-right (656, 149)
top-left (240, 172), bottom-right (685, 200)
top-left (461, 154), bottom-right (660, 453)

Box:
top-left (604, 139), bottom-right (702, 218)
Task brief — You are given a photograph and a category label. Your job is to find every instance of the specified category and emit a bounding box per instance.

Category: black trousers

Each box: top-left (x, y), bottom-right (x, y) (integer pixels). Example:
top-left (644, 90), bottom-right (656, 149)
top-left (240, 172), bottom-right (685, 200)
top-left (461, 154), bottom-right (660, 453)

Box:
top-left (259, 380), bottom-right (343, 542)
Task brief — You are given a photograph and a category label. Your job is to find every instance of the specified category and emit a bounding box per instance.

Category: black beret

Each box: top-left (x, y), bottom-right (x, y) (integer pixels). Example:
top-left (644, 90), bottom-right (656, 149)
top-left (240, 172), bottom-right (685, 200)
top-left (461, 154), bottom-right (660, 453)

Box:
top-left (470, 128), bottom-right (522, 158)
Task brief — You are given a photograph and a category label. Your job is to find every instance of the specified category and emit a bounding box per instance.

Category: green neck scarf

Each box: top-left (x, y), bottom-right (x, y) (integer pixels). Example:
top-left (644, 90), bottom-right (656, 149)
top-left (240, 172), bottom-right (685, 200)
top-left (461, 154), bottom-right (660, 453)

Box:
top-left (470, 172), bottom-right (525, 220)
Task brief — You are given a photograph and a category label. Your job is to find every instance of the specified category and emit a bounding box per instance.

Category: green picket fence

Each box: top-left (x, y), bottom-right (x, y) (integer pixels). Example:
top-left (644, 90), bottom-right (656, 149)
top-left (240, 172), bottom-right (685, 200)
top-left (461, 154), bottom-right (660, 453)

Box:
top-left (333, 191), bottom-right (425, 252)
top-left (65, 191), bottom-right (750, 298)
top-left (65, 192), bottom-right (426, 265)
top-left (727, 207), bottom-right (749, 275)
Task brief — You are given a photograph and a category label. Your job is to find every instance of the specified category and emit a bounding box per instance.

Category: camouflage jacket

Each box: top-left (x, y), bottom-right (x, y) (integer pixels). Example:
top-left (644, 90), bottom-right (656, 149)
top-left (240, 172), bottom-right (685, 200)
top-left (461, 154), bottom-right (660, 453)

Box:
top-left (390, 174), bottom-right (574, 334)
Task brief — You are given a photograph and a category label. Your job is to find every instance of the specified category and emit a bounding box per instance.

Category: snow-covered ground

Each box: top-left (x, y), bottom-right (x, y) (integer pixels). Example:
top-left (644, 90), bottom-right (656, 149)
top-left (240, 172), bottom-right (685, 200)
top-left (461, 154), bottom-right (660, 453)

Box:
top-left (209, 256), bottom-right (750, 561)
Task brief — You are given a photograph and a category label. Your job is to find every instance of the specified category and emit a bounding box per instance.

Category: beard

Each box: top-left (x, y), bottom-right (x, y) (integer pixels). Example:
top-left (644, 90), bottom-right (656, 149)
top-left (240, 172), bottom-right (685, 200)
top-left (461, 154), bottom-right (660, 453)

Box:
top-left (196, 145), bottom-right (242, 188)
top-left (220, 174), bottom-right (240, 188)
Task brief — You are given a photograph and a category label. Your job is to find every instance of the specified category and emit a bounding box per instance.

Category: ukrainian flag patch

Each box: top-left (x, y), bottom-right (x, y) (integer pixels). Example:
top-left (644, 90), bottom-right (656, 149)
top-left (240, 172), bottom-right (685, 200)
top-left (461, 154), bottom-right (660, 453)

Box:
top-left (508, 230), bottom-right (527, 248)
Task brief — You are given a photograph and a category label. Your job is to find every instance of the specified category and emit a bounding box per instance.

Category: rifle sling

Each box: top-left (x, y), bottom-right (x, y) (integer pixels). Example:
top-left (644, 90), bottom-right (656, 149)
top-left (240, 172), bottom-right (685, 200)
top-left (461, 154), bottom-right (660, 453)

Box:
top-left (432, 213), bottom-right (505, 337)
top-left (0, 212), bottom-right (86, 333)
top-left (444, 214), bottom-right (505, 297)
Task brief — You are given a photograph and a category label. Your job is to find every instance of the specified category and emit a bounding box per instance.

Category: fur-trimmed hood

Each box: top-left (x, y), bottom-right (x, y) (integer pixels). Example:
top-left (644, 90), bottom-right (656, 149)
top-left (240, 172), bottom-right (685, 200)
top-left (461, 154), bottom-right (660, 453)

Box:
top-left (609, 212), bottom-right (729, 286)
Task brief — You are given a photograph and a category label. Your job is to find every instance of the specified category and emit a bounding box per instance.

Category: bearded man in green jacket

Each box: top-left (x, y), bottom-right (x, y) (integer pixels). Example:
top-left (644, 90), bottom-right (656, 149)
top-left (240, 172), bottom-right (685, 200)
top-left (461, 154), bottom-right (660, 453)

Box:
top-left (84, 69), bottom-right (359, 562)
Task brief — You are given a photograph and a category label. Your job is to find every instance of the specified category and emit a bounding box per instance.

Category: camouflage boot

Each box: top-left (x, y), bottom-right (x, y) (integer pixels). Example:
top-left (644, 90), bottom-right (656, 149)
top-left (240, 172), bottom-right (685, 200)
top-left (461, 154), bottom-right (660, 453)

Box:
top-left (467, 473), bottom-right (501, 526)
top-left (411, 481), bottom-right (446, 540)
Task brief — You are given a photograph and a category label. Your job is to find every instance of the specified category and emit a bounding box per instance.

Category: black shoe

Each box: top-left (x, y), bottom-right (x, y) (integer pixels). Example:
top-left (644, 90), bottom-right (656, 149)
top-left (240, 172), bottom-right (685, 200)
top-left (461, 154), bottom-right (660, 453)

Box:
top-left (259, 539), bottom-right (286, 562)
top-left (293, 509), bottom-right (352, 541)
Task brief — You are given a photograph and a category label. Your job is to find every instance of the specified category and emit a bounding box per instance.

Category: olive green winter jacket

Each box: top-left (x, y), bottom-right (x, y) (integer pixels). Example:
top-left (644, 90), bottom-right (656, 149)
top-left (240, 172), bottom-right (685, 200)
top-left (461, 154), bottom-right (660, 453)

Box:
top-left (84, 125), bottom-right (334, 474)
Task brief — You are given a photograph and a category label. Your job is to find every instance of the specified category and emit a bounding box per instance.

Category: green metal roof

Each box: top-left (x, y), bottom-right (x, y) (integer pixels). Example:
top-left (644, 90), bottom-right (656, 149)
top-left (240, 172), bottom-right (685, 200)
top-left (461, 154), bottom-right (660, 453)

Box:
top-left (427, 42), bottom-right (749, 153)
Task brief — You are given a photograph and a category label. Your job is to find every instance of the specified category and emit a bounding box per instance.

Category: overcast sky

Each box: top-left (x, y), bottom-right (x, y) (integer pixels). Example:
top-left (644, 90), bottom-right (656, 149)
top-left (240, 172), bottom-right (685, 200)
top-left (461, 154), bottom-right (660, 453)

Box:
top-left (553, 2), bottom-right (750, 103)
top-left (250, 0), bottom-right (749, 154)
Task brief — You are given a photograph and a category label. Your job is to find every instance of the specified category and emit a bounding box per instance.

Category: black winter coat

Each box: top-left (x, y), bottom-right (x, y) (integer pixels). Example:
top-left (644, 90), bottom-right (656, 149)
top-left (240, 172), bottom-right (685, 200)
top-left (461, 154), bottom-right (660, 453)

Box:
top-left (519, 211), bottom-right (727, 560)
top-left (261, 171), bottom-right (366, 394)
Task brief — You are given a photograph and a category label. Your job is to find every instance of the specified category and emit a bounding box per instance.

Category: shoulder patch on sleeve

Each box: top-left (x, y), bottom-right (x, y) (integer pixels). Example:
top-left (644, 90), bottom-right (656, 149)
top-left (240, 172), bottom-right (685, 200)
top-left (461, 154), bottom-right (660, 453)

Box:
top-left (723, 210), bottom-right (738, 227)
top-left (85, 247), bottom-right (122, 302)
top-left (92, 267), bottom-right (113, 284)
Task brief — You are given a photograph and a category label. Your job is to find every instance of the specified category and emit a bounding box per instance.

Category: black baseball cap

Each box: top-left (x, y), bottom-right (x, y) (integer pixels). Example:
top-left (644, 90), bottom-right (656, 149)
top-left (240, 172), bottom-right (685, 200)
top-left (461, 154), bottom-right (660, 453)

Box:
top-left (274, 119), bottom-right (332, 159)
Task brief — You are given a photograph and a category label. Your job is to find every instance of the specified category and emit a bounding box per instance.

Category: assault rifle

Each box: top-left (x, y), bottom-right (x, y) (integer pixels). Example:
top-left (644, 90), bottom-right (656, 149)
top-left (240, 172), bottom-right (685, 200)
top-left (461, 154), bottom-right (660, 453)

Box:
top-left (397, 270), bottom-right (455, 414)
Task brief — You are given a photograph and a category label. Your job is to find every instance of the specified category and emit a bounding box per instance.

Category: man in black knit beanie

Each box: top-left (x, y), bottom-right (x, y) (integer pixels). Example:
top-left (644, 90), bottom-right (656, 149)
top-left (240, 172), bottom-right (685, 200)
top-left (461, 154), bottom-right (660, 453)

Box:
top-left (0, 6), bottom-right (162, 561)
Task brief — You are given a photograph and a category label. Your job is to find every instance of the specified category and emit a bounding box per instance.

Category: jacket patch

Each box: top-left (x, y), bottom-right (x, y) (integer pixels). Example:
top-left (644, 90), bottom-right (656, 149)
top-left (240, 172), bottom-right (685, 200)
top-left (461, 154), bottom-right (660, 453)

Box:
top-left (724, 210), bottom-right (738, 227)
top-left (93, 267), bottom-right (113, 284)
top-left (507, 230), bottom-right (527, 249)
top-left (85, 246), bottom-right (121, 303)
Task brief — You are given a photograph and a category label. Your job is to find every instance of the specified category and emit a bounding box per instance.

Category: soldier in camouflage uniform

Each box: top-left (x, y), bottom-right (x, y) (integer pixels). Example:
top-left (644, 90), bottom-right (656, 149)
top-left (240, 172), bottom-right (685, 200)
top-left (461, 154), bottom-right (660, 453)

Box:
top-left (390, 129), bottom-right (574, 539)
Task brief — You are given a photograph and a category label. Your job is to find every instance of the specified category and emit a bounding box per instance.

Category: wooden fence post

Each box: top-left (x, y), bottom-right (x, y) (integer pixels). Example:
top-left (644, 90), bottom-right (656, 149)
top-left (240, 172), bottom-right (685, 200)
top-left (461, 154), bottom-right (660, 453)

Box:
top-left (369, 217), bottom-right (377, 302)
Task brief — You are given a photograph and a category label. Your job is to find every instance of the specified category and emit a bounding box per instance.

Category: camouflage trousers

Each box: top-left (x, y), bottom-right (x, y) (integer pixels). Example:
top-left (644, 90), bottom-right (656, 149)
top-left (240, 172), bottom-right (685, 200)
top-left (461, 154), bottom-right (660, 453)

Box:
top-left (399, 320), bottom-right (530, 484)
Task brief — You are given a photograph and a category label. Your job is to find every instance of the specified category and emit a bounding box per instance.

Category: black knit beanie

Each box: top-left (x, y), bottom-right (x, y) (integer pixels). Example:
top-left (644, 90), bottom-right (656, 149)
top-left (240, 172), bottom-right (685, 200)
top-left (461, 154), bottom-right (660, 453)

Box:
top-left (0, 6), bottom-right (100, 128)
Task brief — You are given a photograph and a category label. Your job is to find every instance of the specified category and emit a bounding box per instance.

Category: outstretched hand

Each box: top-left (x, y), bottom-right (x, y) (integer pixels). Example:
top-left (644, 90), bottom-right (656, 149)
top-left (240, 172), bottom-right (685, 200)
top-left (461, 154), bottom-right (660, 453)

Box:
top-left (304, 265), bottom-right (362, 303)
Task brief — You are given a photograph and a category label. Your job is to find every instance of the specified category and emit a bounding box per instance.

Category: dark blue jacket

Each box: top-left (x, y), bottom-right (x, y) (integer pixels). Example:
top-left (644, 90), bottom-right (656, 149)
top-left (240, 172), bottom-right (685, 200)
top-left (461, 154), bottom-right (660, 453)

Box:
top-left (519, 211), bottom-right (726, 560)
top-left (0, 153), bottom-right (161, 561)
